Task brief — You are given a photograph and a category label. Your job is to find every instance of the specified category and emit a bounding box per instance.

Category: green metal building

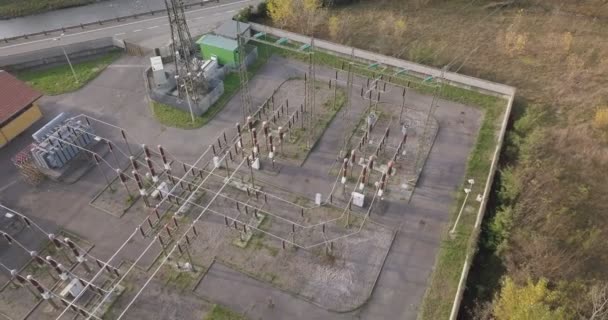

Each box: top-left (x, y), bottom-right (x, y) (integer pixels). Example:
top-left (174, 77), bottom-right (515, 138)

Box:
top-left (196, 34), bottom-right (239, 67)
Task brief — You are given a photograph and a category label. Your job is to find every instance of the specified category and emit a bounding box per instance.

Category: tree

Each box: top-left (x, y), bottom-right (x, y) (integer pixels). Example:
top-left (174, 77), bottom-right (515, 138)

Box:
top-left (493, 277), bottom-right (568, 320)
top-left (590, 283), bottom-right (608, 320)
top-left (267, 0), bottom-right (294, 28)
top-left (267, 0), bottom-right (323, 34)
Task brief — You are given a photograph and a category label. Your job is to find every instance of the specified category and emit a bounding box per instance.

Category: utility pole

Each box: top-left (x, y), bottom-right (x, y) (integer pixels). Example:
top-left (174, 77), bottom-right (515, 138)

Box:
top-left (53, 34), bottom-right (78, 83)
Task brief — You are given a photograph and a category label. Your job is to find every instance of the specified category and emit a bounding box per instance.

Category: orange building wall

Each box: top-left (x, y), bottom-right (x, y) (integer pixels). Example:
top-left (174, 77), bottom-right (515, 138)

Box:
top-left (0, 103), bottom-right (42, 147)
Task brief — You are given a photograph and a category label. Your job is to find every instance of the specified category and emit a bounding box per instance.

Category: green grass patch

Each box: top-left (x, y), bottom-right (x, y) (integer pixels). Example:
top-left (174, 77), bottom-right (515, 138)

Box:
top-left (418, 89), bottom-right (507, 320)
top-left (16, 51), bottom-right (122, 95)
top-left (152, 53), bottom-right (268, 129)
top-left (0, 0), bottom-right (96, 18)
top-left (203, 304), bottom-right (246, 320)
top-left (151, 101), bottom-right (207, 129)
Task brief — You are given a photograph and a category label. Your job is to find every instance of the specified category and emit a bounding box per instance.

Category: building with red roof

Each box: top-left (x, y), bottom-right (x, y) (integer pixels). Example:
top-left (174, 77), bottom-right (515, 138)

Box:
top-left (0, 70), bottom-right (43, 148)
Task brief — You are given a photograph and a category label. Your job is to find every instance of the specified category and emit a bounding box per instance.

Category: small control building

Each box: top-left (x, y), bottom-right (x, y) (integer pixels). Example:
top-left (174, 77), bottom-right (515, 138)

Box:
top-left (196, 34), bottom-right (240, 67)
top-left (0, 70), bottom-right (43, 148)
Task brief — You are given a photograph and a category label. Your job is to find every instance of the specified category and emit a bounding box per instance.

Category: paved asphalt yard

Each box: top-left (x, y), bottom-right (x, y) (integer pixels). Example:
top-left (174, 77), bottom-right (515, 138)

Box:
top-left (0, 50), bottom-right (482, 319)
top-left (0, 15), bottom-right (482, 312)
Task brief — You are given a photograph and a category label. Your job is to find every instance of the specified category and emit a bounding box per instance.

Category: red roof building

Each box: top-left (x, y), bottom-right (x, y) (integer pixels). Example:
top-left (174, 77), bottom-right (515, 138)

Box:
top-left (0, 70), bottom-right (43, 148)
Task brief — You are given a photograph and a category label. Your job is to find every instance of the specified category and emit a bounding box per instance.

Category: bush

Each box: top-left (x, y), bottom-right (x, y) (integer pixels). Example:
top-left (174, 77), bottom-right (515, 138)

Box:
top-left (256, 2), bottom-right (268, 17)
top-left (235, 2), bottom-right (269, 22)
top-left (593, 107), bottom-right (608, 130)
top-left (235, 5), bottom-right (253, 22)
top-left (493, 277), bottom-right (570, 320)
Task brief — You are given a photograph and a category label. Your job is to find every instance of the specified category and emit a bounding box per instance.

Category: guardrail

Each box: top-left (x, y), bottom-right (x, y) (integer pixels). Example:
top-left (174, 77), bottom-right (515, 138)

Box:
top-left (1, 0), bottom-right (217, 44)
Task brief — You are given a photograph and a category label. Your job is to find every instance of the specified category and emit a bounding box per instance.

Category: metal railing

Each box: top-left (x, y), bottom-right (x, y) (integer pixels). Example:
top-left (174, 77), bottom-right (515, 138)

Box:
top-left (1, 0), bottom-right (216, 44)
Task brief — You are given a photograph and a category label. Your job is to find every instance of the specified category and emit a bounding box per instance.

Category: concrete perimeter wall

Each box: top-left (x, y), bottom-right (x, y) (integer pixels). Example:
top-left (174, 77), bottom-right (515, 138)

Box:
top-left (249, 23), bottom-right (515, 98)
top-left (0, 37), bottom-right (122, 72)
top-left (248, 22), bottom-right (516, 320)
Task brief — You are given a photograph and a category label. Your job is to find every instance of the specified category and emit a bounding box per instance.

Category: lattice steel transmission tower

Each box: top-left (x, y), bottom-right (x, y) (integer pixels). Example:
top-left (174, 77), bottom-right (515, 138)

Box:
top-left (237, 21), bottom-right (253, 121)
top-left (165, 0), bottom-right (207, 102)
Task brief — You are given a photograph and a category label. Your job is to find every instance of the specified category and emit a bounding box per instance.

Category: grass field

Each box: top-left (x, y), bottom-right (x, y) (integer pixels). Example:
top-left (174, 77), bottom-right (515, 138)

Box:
top-left (16, 51), bottom-right (122, 95)
top-left (0, 0), bottom-right (97, 19)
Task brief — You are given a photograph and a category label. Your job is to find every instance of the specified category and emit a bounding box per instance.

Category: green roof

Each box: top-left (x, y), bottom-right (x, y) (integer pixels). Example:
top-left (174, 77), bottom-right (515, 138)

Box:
top-left (196, 34), bottom-right (238, 51)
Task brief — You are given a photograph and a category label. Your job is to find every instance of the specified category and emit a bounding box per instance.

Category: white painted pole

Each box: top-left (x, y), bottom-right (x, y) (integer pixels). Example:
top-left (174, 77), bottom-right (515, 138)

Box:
top-left (450, 179), bottom-right (474, 235)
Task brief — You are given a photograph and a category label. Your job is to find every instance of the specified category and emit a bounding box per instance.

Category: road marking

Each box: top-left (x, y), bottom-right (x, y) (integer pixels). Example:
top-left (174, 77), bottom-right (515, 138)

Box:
top-left (213, 12), bottom-right (222, 16)
top-left (0, 0), bottom-right (255, 50)
top-left (114, 32), bottom-right (126, 36)
top-left (147, 26), bottom-right (159, 29)
top-left (133, 29), bottom-right (142, 32)
top-left (0, 179), bottom-right (19, 193)
top-left (227, 9), bottom-right (236, 13)
top-left (107, 65), bottom-right (146, 68)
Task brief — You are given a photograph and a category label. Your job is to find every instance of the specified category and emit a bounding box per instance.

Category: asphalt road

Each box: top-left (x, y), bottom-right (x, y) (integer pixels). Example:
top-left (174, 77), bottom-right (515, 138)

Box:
top-left (0, 0), bottom-right (214, 38)
top-left (0, 0), bottom-right (259, 56)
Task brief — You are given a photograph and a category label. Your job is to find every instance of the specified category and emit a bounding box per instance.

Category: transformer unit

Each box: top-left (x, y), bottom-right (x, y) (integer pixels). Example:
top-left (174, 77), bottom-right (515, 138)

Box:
top-left (30, 115), bottom-right (95, 170)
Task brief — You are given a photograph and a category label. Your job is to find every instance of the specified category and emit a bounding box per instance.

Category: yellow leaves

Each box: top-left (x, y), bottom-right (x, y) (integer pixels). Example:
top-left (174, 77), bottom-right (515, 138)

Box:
top-left (502, 31), bottom-right (528, 56)
top-left (394, 18), bottom-right (407, 38)
top-left (268, 0), bottom-right (322, 33)
top-left (514, 33), bottom-right (527, 52)
top-left (267, 0), bottom-right (293, 27)
top-left (302, 0), bottom-right (320, 11)
top-left (593, 108), bottom-right (608, 130)
top-left (328, 15), bottom-right (340, 40)
top-left (375, 13), bottom-right (407, 40)
top-left (497, 7), bottom-right (528, 56)
top-left (493, 277), bottom-right (568, 320)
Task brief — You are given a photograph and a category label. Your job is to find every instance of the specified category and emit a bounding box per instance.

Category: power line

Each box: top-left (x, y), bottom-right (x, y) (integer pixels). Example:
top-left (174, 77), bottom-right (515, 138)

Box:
top-left (0, 204), bottom-right (119, 273)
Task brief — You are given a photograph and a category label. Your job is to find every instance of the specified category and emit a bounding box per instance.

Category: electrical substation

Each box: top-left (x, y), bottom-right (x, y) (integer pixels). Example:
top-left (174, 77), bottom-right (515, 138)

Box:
top-left (0, 0), bottom-right (497, 319)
